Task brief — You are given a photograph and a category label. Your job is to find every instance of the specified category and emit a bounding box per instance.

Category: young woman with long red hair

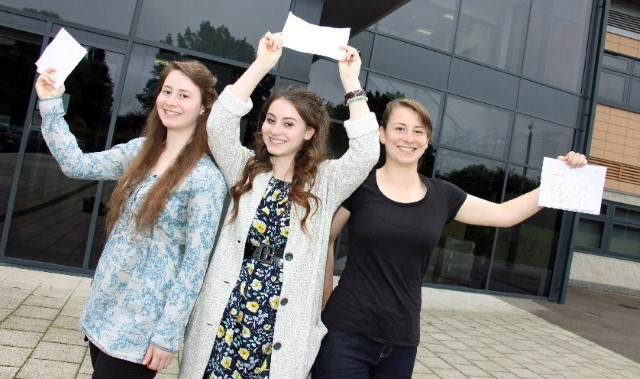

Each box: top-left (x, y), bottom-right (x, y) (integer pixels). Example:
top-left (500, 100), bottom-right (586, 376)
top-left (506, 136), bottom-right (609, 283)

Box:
top-left (35, 61), bottom-right (226, 379)
top-left (179, 32), bottom-right (380, 378)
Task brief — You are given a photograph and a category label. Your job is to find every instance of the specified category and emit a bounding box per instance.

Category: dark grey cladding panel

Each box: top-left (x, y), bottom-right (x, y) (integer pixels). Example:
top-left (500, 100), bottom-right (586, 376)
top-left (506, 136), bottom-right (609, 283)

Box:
top-left (321, 0), bottom-right (409, 35)
top-left (517, 80), bottom-right (580, 127)
top-left (448, 58), bottom-right (519, 109)
top-left (371, 35), bottom-right (450, 90)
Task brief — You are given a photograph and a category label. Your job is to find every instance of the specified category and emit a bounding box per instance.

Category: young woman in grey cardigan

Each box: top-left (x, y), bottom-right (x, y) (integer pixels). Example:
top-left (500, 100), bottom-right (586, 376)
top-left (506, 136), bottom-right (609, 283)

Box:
top-left (179, 33), bottom-right (379, 378)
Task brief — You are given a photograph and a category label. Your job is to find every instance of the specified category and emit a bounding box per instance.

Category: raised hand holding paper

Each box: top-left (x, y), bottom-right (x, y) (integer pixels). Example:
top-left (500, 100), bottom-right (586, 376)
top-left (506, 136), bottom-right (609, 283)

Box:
top-left (538, 157), bottom-right (606, 215)
top-left (35, 28), bottom-right (87, 89)
top-left (281, 12), bottom-right (350, 60)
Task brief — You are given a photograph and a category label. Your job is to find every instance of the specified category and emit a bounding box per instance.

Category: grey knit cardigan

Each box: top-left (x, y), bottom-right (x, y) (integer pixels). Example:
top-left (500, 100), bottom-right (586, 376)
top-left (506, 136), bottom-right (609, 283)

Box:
top-left (179, 87), bottom-right (380, 378)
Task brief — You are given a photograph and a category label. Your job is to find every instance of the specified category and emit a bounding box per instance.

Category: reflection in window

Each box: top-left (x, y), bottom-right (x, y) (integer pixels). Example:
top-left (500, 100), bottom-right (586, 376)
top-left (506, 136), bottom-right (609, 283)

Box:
top-left (598, 71), bottom-right (627, 104)
top-left (629, 78), bottom-right (640, 110)
top-left (610, 224), bottom-right (640, 257)
top-left (136, 0), bottom-right (290, 63)
top-left (522, 0), bottom-right (592, 92)
top-left (0, 0), bottom-right (135, 34)
top-left (602, 53), bottom-right (630, 72)
top-left (429, 150), bottom-right (507, 289)
top-left (6, 47), bottom-right (123, 267)
top-left (509, 116), bottom-right (573, 168)
top-left (615, 207), bottom-right (640, 222)
top-left (576, 219), bottom-right (604, 249)
top-left (376, 0), bottom-right (458, 52)
top-left (491, 167), bottom-right (560, 296)
top-left (454, 0), bottom-right (529, 73)
top-left (440, 96), bottom-right (511, 159)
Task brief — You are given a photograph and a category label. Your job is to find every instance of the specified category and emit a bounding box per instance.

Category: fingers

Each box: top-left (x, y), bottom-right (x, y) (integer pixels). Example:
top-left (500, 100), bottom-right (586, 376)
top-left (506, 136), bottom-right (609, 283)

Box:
top-left (142, 346), bottom-right (153, 365)
top-left (557, 151), bottom-right (588, 168)
top-left (143, 345), bottom-right (174, 372)
top-left (339, 45), bottom-right (361, 63)
top-left (263, 31), bottom-right (283, 52)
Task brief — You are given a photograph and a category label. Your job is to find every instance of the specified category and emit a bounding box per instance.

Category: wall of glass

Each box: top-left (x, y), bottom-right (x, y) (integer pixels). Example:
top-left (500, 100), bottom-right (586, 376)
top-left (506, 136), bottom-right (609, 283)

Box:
top-left (310, 0), bottom-right (596, 297)
top-left (0, 0), bottom-right (601, 299)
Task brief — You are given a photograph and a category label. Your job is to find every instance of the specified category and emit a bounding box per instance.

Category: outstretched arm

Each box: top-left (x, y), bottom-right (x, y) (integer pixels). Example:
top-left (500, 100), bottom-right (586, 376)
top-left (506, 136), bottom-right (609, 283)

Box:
top-left (323, 206), bottom-right (351, 309)
top-left (454, 151), bottom-right (588, 227)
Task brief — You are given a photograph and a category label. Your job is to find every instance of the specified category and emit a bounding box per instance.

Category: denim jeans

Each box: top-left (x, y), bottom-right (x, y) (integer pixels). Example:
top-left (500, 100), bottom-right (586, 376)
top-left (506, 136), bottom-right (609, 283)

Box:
top-left (312, 329), bottom-right (417, 379)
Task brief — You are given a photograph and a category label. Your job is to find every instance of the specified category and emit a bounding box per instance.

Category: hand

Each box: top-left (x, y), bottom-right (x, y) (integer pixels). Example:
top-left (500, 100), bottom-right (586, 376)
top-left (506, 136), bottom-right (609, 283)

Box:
top-left (255, 31), bottom-right (283, 70)
top-left (142, 344), bottom-right (175, 372)
top-left (338, 45), bottom-right (362, 92)
top-left (557, 151), bottom-right (588, 168)
top-left (35, 67), bottom-right (65, 99)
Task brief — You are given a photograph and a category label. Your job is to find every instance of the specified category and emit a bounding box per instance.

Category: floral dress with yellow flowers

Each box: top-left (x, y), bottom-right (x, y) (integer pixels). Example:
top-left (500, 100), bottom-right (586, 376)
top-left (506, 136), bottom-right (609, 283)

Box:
top-left (204, 177), bottom-right (291, 379)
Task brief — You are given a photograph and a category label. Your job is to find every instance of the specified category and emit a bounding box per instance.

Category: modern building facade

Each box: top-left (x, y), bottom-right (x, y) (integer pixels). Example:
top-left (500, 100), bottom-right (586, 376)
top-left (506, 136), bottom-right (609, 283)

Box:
top-left (2, 0), bottom-right (635, 303)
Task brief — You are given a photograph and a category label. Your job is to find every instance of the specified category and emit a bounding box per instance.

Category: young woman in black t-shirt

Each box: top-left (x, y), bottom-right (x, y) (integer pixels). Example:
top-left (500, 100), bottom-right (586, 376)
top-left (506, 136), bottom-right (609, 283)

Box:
top-left (313, 98), bottom-right (587, 378)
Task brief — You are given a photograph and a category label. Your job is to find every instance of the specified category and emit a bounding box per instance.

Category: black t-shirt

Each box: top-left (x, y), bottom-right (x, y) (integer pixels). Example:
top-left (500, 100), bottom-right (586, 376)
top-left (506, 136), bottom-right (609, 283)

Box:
top-left (322, 170), bottom-right (467, 347)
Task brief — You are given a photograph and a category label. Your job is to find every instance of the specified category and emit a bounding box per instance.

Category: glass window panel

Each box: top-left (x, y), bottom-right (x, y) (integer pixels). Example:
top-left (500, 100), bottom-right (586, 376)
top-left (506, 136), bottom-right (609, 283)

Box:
top-left (348, 31), bottom-right (374, 68)
top-left (376, 0), bottom-right (458, 52)
top-left (427, 149), bottom-right (507, 289)
top-left (491, 167), bottom-right (561, 296)
top-left (610, 224), bottom-right (640, 257)
top-left (6, 47), bottom-right (124, 267)
top-left (602, 53), bottom-right (630, 73)
top-left (634, 61), bottom-right (640, 76)
top-left (308, 59), bottom-right (367, 122)
top-left (0, 27), bottom-right (41, 230)
top-left (629, 77), bottom-right (640, 110)
top-left (454, 0), bottom-right (529, 73)
top-left (614, 207), bottom-right (640, 222)
top-left (136, 0), bottom-right (290, 64)
top-left (0, 0), bottom-right (135, 34)
top-left (365, 73), bottom-right (442, 139)
top-left (509, 116), bottom-right (574, 168)
top-left (522, 0), bottom-right (592, 93)
top-left (440, 96), bottom-right (511, 159)
top-left (598, 71), bottom-right (627, 104)
top-left (371, 35), bottom-right (451, 89)
top-left (576, 218), bottom-right (604, 249)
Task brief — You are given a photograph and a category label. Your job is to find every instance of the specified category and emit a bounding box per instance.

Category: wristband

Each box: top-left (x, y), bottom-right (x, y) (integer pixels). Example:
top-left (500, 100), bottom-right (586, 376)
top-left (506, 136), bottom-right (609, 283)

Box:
top-left (345, 95), bottom-right (368, 106)
top-left (344, 88), bottom-right (366, 102)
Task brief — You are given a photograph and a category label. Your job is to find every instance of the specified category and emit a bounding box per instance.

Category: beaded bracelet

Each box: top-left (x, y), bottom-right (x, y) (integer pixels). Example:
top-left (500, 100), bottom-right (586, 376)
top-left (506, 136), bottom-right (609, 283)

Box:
top-left (345, 95), bottom-right (368, 106)
top-left (344, 88), bottom-right (366, 101)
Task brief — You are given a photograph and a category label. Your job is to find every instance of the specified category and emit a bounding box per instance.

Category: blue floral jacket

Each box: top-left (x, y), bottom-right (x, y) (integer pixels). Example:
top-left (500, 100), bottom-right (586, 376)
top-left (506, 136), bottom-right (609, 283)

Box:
top-left (39, 97), bottom-right (227, 363)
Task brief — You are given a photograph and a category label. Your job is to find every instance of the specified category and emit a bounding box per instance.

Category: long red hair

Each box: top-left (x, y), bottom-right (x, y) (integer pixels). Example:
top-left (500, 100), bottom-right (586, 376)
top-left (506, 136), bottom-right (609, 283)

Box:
top-left (106, 60), bottom-right (218, 235)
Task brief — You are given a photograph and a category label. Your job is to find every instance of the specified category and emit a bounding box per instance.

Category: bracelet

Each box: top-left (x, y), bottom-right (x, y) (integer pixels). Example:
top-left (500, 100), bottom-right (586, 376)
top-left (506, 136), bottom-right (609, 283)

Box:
top-left (344, 88), bottom-right (366, 101)
top-left (345, 95), bottom-right (368, 106)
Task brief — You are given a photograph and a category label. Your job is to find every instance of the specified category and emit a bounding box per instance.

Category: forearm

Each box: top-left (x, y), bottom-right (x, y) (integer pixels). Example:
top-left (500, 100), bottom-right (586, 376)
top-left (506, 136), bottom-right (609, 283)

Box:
top-left (500, 187), bottom-right (543, 227)
top-left (229, 61), bottom-right (273, 102)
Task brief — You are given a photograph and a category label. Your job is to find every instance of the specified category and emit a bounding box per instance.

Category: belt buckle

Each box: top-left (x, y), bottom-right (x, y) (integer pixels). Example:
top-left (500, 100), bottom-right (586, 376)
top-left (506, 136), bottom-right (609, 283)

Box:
top-left (256, 244), bottom-right (274, 264)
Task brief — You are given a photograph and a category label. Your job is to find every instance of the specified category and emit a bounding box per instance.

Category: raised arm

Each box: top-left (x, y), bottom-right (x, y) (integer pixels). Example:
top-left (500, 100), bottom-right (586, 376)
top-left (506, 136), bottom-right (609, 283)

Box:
top-left (324, 48), bottom-right (380, 205)
top-left (323, 206), bottom-right (351, 309)
top-left (454, 151), bottom-right (588, 227)
top-left (207, 32), bottom-right (284, 184)
top-left (35, 68), bottom-right (141, 180)
top-left (229, 31), bottom-right (282, 101)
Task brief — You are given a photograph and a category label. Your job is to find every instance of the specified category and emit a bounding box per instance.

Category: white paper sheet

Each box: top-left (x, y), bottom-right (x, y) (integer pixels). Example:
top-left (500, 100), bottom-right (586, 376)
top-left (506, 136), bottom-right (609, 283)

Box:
top-left (538, 157), bottom-right (607, 215)
top-left (35, 28), bottom-right (87, 89)
top-left (281, 12), bottom-right (350, 60)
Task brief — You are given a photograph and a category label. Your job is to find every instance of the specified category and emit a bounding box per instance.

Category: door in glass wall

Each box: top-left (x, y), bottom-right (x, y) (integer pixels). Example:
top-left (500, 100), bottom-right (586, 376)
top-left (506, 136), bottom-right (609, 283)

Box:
top-left (0, 26), bottom-right (41, 238)
top-left (5, 34), bottom-right (124, 267)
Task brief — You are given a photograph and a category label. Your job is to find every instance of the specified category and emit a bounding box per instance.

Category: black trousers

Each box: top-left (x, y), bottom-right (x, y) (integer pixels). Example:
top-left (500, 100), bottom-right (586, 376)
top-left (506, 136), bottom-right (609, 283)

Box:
top-left (88, 341), bottom-right (157, 379)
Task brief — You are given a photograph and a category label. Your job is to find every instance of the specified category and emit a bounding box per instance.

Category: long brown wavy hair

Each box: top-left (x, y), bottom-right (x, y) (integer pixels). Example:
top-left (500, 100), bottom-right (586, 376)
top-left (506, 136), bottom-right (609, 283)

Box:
top-left (106, 60), bottom-right (218, 236)
top-left (229, 86), bottom-right (331, 232)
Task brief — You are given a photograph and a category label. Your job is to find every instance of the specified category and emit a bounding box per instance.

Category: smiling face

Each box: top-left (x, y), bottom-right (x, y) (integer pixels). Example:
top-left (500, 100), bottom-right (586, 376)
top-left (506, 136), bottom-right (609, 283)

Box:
top-left (380, 105), bottom-right (430, 166)
top-left (155, 69), bottom-right (204, 134)
top-left (261, 98), bottom-right (315, 162)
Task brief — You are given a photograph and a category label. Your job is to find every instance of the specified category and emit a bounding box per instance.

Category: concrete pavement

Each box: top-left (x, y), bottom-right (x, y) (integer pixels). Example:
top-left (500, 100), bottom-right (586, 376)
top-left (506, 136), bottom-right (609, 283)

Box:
top-left (1, 264), bottom-right (639, 378)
